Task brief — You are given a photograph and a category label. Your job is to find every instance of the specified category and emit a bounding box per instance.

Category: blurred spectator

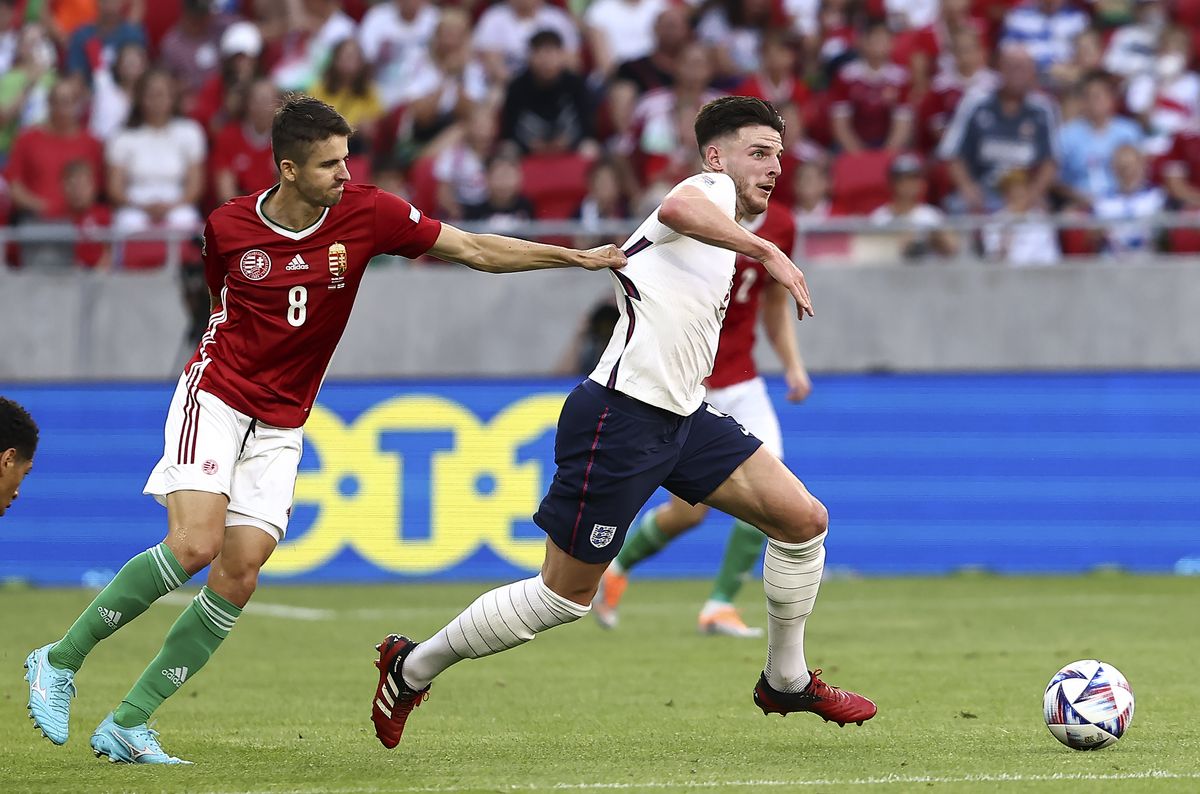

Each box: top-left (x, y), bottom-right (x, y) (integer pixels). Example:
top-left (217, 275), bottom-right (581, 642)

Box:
top-left (869, 153), bottom-right (960, 258)
top-left (735, 30), bottom-right (809, 113)
top-left (584, 0), bottom-right (666, 81)
top-left (1102, 0), bottom-right (1165, 81)
top-left (191, 20), bottom-right (263, 136)
top-left (309, 37), bottom-right (382, 150)
top-left (939, 46), bottom-right (1059, 214)
top-left (63, 159), bottom-right (113, 269)
top-left (396, 8), bottom-right (490, 152)
top-left (1125, 28), bottom-right (1200, 156)
top-left (1093, 144), bottom-right (1164, 256)
top-left (813, 0), bottom-right (856, 78)
top-left (107, 69), bottom-right (206, 232)
top-left (360, 0), bottom-right (440, 111)
top-left (1056, 71), bottom-right (1142, 210)
top-left (573, 157), bottom-right (630, 248)
top-left (606, 4), bottom-right (693, 145)
top-left (886, 0), bottom-right (941, 31)
top-left (0, 22), bottom-right (56, 164)
top-left (0, 0), bottom-right (18, 74)
top-left (918, 28), bottom-right (998, 153)
top-left (66, 0), bottom-right (147, 85)
top-left (500, 29), bottom-right (594, 155)
top-left (999, 0), bottom-right (1088, 76)
top-left (696, 0), bottom-right (778, 82)
top-left (611, 5), bottom-right (690, 97)
top-left (158, 0), bottom-right (232, 95)
top-left (270, 0), bottom-right (357, 91)
top-left (981, 168), bottom-right (1062, 265)
top-left (89, 41), bottom-right (148, 142)
top-left (472, 0), bottom-right (581, 87)
top-left (433, 104), bottom-right (498, 220)
top-left (622, 40), bottom-right (720, 186)
top-left (554, 299), bottom-right (620, 375)
top-left (793, 160), bottom-right (831, 221)
top-left (1161, 127), bottom-right (1200, 209)
top-left (212, 78), bottom-right (281, 204)
top-left (829, 21), bottom-right (914, 153)
top-left (462, 153), bottom-right (534, 228)
top-left (1046, 25), bottom-right (1104, 97)
top-left (5, 78), bottom-right (102, 221)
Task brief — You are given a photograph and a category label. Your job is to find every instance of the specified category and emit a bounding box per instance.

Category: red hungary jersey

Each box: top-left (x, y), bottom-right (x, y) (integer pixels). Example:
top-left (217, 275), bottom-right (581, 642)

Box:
top-left (706, 202), bottom-right (796, 389)
top-left (189, 183), bottom-right (442, 427)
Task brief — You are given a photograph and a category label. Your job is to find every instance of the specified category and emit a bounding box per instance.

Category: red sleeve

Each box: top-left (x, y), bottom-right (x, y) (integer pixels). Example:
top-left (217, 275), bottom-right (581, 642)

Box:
top-left (829, 75), bottom-right (851, 112)
top-left (5, 130), bottom-right (32, 184)
top-left (373, 188), bottom-right (443, 258)
top-left (777, 211), bottom-right (796, 258)
top-left (201, 217), bottom-right (224, 297)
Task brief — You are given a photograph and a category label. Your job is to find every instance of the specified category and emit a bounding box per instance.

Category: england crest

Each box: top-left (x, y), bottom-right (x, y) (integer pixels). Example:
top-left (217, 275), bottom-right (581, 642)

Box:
top-left (590, 523), bottom-right (618, 548)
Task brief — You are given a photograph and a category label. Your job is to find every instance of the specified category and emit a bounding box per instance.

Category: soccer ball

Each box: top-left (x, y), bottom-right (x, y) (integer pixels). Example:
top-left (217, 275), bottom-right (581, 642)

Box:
top-left (1043, 660), bottom-right (1135, 750)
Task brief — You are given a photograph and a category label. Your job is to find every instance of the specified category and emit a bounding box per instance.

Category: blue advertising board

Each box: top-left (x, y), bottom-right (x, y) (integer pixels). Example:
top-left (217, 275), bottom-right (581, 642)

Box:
top-left (2, 373), bottom-right (1198, 585)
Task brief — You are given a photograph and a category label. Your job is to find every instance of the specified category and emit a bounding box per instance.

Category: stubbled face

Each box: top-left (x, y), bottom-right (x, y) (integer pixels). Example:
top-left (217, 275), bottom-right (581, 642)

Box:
top-left (286, 135), bottom-right (351, 207)
top-left (709, 124), bottom-right (784, 217)
top-left (0, 451), bottom-right (33, 518)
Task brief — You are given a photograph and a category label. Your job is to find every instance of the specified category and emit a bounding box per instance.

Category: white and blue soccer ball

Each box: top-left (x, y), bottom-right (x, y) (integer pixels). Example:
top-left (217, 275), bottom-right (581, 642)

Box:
top-left (1043, 660), bottom-right (1135, 750)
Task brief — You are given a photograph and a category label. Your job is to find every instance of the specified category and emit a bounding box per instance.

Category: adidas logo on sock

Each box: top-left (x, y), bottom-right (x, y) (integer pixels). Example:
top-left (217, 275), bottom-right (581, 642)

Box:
top-left (285, 254), bottom-right (309, 271)
top-left (162, 666), bottom-right (189, 687)
top-left (97, 606), bottom-right (123, 628)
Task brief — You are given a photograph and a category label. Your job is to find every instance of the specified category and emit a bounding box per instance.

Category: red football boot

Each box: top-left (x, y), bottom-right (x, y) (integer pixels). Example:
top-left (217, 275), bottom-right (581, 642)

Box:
top-left (753, 669), bottom-right (877, 726)
top-left (371, 634), bottom-right (430, 748)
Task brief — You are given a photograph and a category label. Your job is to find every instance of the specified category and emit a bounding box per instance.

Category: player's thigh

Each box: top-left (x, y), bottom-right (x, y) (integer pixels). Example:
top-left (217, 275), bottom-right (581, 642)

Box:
top-left (206, 523), bottom-right (279, 608)
top-left (226, 422), bottom-right (303, 543)
top-left (702, 447), bottom-right (827, 544)
top-left (709, 377), bottom-right (783, 458)
top-left (533, 380), bottom-right (678, 565)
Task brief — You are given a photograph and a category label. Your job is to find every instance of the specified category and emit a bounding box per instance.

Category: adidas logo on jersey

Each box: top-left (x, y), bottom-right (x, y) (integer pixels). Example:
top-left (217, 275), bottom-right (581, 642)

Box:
top-left (97, 606), bottom-right (123, 628)
top-left (162, 666), bottom-right (189, 687)
top-left (285, 254), bottom-right (309, 271)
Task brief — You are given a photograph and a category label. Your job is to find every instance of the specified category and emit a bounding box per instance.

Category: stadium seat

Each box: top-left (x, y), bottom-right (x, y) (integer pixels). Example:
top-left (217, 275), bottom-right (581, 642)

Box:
top-left (521, 153), bottom-right (592, 220)
top-left (830, 150), bottom-right (893, 215)
top-left (1167, 227), bottom-right (1200, 253)
top-left (1059, 226), bottom-right (1098, 257)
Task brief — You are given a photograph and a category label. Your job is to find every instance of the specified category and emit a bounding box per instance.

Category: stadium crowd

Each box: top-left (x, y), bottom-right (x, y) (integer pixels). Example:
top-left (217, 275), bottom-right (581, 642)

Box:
top-left (3, 0), bottom-right (1200, 269)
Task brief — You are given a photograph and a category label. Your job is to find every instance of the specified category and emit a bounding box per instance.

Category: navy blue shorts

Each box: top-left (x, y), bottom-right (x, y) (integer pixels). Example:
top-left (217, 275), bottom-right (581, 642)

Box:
top-left (533, 379), bottom-right (763, 564)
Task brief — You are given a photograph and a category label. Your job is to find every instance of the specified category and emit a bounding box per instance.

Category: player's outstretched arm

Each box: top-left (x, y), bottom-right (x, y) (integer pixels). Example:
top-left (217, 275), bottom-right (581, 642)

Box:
top-left (658, 185), bottom-right (814, 319)
top-left (427, 224), bottom-right (627, 274)
top-left (762, 282), bottom-right (812, 402)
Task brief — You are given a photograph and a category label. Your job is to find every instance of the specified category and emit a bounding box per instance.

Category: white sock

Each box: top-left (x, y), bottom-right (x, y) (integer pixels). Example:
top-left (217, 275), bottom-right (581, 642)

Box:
top-left (402, 575), bottom-right (589, 690)
top-left (763, 531), bottom-right (826, 693)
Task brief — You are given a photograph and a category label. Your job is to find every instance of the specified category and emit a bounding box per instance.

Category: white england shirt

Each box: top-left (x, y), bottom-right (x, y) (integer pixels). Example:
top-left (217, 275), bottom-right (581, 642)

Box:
top-left (589, 172), bottom-right (739, 416)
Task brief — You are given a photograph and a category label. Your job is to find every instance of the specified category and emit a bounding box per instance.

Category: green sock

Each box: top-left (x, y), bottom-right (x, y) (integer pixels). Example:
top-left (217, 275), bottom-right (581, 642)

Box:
top-left (614, 510), bottom-right (670, 572)
top-left (113, 586), bottom-right (242, 728)
top-left (709, 520), bottom-right (767, 603)
top-left (47, 543), bottom-right (190, 672)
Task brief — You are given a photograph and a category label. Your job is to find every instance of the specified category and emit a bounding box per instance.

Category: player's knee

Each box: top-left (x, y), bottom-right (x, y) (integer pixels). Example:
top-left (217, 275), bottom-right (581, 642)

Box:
top-left (170, 532), bottom-right (224, 574)
top-left (779, 496), bottom-right (828, 544)
top-left (215, 559), bottom-right (263, 605)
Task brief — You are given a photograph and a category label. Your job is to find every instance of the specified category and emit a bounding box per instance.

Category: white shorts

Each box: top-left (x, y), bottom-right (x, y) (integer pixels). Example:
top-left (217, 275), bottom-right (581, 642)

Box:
top-left (705, 376), bottom-right (784, 459)
top-left (143, 373), bottom-right (303, 541)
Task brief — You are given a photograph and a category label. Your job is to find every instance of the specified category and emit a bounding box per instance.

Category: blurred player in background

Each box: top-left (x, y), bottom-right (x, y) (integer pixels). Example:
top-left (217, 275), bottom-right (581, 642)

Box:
top-left (24, 95), bottom-right (625, 765)
top-left (594, 198), bottom-right (811, 637)
top-left (0, 396), bottom-right (38, 518)
top-left (372, 97), bottom-right (875, 751)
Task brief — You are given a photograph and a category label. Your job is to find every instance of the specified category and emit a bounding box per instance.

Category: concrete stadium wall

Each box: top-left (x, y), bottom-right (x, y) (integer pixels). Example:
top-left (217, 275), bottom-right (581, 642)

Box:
top-left (1, 261), bottom-right (1198, 380)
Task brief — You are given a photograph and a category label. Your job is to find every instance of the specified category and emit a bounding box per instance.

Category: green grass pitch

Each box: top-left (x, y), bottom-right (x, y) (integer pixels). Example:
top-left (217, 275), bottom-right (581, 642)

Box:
top-left (2, 574), bottom-right (1197, 793)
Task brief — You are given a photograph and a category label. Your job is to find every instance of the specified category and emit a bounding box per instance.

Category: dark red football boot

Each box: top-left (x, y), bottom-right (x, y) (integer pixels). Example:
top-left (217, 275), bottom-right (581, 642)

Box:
top-left (371, 634), bottom-right (430, 748)
top-left (754, 669), bottom-right (877, 726)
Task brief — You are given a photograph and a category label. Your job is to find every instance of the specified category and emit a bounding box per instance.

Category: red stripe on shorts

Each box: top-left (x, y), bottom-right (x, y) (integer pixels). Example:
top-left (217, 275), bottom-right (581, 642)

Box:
top-left (568, 407), bottom-right (610, 554)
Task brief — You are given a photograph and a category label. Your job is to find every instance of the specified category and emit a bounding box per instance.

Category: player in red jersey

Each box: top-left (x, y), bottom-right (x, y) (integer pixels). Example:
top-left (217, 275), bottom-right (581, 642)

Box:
top-left (24, 95), bottom-right (625, 764)
top-left (593, 200), bottom-right (812, 637)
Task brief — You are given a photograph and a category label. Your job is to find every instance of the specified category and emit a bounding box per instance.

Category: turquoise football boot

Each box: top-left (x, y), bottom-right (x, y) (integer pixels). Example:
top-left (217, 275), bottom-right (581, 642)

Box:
top-left (25, 644), bottom-right (76, 745)
top-left (90, 713), bottom-right (192, 764)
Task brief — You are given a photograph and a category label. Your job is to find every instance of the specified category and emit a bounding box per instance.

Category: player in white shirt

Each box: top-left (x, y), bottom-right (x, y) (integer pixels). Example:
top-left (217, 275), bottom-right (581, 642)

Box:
top-left (370, 97), bottom-right (877, 748)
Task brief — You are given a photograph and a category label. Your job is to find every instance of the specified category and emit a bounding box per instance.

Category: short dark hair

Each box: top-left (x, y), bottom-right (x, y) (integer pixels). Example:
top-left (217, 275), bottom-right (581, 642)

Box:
top-left (272, 93), bottom-right (353, 168)
top-left (1080, 69), bottom-right (1116, 93)
top-left (529, 28), bottom-right (564, 50)
top-left (694, 95), bottom-right (785, 152)
top-left (0, 397), bottom-right (38, 461)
